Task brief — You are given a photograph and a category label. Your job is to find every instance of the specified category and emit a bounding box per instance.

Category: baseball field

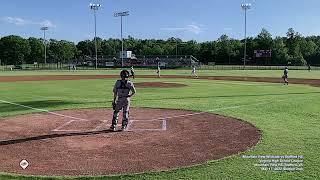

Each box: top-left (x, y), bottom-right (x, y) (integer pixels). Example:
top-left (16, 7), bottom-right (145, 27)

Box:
top-left (0, 69), bottom-right (319, 179)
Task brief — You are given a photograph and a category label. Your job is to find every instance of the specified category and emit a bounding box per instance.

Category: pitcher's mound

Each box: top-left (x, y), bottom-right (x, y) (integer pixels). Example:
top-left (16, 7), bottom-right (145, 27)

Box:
top-left (135, 82), bottom-right (187, 88)
top-left (0, 108), bottom-right (260, 176)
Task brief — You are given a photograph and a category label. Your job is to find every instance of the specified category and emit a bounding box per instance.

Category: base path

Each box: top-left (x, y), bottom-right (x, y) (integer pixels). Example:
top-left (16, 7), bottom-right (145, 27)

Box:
top-left (0, 108), bottom-right (260, 176)
top-left (0, 75), bottom-right (320, 87)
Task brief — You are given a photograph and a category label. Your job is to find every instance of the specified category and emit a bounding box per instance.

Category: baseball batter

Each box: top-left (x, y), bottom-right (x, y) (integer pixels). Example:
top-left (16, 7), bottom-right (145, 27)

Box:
top-left (191, 66), bottom-right (198, 78)
top-left (110, 70), bottom-right (136, 131)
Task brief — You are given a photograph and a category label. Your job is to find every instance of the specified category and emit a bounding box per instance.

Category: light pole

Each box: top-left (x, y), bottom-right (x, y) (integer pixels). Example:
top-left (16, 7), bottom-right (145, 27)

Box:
top-left (114, 11), bottom-right (129, 67)
top-left (241, 3), bottom-right (251, 69)
top-left (170, 37), bottom-right (178, 59)
top-left (40, 27), bottom-right (48, 65)
top-left (175, 38), bottom-right (178, 60)
top-left (90, 3), bottom-right (101, 69)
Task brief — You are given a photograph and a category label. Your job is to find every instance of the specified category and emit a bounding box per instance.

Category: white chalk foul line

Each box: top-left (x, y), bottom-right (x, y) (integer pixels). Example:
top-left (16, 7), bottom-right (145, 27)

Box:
top-left (52, 120), bottom-right (75, 132)
top-left (93, 119), bottom-right (109, 131)
top-left (208, 101), bottom-right (272, 112)
top-left (0, 99), bottom-right (90, 122)
top-left (162, 120), bottom-right (167, 131)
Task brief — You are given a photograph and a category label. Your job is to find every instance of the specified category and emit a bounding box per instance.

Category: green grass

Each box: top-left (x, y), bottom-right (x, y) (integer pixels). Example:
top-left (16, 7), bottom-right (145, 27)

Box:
top-left (0, 69), bottom-right (320, 79)
top-left (0, 76), bottom-right (319, 179)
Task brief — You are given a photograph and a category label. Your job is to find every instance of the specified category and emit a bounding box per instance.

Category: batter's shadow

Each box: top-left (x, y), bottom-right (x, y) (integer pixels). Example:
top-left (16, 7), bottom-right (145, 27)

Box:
top-left (0, 129), bottom-right (120, 146)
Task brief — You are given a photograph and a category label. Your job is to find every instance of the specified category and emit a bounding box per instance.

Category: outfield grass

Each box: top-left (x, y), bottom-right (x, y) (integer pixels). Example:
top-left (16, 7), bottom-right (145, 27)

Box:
top-left (0, 76), bottom-right (319, 179)
top-left (0, 69), bottom-right (320, 79)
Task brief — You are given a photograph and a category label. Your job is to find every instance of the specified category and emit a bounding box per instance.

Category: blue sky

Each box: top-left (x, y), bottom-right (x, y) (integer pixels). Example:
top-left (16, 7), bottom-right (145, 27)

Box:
top-left (1, 0), bottom-right (320, 43)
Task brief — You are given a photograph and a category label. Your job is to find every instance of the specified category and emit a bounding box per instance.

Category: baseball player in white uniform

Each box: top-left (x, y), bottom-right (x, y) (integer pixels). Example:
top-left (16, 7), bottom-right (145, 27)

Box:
top-left (130, 66), bottom-right (135, 79)
top-left (110, 70), bottom-right (136, 131)
top-left (191, 66), bottom-right (198, 78)
top-left (157, 65), bottom-right (161, 78)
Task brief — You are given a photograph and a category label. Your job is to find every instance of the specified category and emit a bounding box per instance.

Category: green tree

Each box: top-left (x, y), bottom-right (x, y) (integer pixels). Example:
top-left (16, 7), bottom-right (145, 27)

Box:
top-left (76, 40), bottom-right (91, 56)
top-left (229, 39), bottom-right (242, 64)
top-left (272, 37), bottom-right (289, 65)
top-left (285, 28), bottom-right (306, 65)
top-left (217, 35), bottom-right (232, 64)
top-left (101, 40), bottom-right (116, 56)
top-left (26, 37), bottom-right (43, 64)
top-left (60, 40), bottom-right (77, 63)
top-left (255, 28), bottom-right (273, 50)
top-left (0, 35), bottom-right (31, 65)
top-left (48, 40), bottom-right (76, 64)
top-left (300, 39), bottom-right (317, 64)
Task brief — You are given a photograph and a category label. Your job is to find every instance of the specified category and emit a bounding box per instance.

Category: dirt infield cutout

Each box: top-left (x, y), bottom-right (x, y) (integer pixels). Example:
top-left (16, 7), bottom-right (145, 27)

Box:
top-left (0, 108), bottom-right (260, 176)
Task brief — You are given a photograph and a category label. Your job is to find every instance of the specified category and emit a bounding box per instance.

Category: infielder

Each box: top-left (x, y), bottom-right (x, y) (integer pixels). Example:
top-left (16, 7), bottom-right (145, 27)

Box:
top-left (282, 66), bottom-right (289, 85)
top-left (130, 66), bottom-right (135, 79)
top-left (191, 66), bottom-right (198, 78)
top-left (110, 70), bottom-right (136, 131)
top-left (157, 65), bottom-right (161, 78)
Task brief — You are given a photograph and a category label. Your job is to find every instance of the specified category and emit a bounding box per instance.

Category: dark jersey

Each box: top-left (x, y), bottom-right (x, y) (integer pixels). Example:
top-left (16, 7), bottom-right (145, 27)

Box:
top-left (113, 80), bottom-right (136, 98)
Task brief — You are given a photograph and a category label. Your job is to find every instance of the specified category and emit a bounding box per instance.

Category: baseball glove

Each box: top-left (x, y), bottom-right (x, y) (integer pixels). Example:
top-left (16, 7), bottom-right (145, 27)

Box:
top-left (112, 102), bottom-right (116, 110)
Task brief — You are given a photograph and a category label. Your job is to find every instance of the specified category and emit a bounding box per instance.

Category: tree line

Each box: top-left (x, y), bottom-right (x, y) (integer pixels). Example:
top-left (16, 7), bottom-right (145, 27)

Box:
top-left (1, 28), bottom-right (320, 66)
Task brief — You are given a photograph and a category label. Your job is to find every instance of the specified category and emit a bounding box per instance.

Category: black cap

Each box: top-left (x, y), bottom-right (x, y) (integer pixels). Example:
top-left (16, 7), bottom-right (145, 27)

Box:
top-left (120, 70), bottom-right (130, 78)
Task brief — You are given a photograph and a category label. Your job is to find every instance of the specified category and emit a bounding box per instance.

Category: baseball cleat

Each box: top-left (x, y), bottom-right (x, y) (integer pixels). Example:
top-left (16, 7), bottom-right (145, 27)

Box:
top-left (110, 125), bottom-right (116, 131)
top-left (121, 125), bottom-right (127, 131)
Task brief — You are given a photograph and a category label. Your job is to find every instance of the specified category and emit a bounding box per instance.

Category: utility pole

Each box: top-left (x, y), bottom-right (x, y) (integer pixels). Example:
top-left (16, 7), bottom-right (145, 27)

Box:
top-left (90, 3), bottom-right (101, 69)
top-left (40, 27), bottom-right (49, 65)
top-left (241, 3), bottom-right (251, 69)
top-left (114, 11), bottom-right (130, 67)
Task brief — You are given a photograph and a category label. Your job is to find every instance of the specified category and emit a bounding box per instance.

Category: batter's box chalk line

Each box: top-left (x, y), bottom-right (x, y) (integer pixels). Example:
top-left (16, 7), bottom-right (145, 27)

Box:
top-left (52, 118), bottom-right (111, 132)
top-left (126, 119), bottom-right (167, 132)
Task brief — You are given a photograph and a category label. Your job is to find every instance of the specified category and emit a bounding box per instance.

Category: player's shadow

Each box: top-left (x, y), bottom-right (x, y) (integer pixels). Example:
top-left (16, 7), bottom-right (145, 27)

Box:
top-left (0, 129), bottom-right (120, 146)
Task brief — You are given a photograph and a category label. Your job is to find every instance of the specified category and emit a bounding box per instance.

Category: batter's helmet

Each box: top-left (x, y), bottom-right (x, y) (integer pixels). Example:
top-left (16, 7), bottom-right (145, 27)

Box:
top-left (120, 70), bottom-right (130, 79)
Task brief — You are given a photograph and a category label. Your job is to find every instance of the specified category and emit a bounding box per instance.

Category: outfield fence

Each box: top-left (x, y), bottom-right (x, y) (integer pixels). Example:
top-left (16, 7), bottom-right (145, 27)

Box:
top-left (199, 65), bottom-right (320, 70)
top-left (1, 64), bottom-right (319, 71)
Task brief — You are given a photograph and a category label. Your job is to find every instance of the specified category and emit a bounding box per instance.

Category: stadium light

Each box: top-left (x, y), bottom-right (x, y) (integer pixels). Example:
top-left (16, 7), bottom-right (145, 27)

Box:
top-left (114, 11), bottom-right (130, 67)
top-left (89, 3), bottom-right (101, 69)
top-left (171, 37), bottom-right (178, 59)
top-left (40, 26), bottom-right (49, 65)
top-left (241, 3), bottom-right (251, 69)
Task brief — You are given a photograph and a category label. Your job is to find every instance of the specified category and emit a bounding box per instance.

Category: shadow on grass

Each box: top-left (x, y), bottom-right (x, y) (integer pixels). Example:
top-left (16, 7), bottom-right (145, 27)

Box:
top-left (0, 129), bottom-right (120, 146)
top-left (0, 100), bottom-right (84, 113)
